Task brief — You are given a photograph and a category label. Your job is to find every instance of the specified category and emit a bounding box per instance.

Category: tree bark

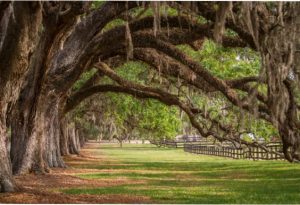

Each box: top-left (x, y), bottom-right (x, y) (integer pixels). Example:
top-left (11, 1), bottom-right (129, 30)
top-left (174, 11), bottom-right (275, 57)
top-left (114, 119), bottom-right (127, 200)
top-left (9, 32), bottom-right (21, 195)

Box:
top-left (0, 2), bottom-right (42, 191)
top-left (252, 4), bottom-right (300, 161)
top-left (78, 129), bottom-right (86, 148)
top-left (60, 117), bottom-right (69, 156)
top-left (10, 2), bottom-right (90, 174)
top-left (10, 24), bottom-right (60, 174)
top-left (68, 124), bottom-right (80, 155)
top-left (0, 107), bottom-right (15, 192)
top-left (75, 129), bottom-right (81, 152)
top-left (43, 100), bottom-right (66, 168)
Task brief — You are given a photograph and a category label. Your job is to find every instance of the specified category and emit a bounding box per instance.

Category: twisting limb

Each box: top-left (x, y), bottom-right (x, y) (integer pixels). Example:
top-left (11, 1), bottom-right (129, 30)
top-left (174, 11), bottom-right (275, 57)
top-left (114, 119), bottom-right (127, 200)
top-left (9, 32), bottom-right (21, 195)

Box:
top-left (65, 62), bottom-right (282, 157)
top-left (130, 33), bottom-right (270, 120)
top-left (96, 30), bottom-right (270, 122)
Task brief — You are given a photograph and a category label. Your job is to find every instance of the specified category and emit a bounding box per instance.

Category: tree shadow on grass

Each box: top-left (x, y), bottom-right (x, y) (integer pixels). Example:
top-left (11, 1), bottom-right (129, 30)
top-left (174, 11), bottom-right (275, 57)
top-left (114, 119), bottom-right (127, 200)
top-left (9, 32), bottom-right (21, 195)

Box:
top-left (69, 159), bottom-right (300, 203)
top-left (63, 176), bottom-right (300, 204)
top-left (66, 144), bottom-right (300, 203)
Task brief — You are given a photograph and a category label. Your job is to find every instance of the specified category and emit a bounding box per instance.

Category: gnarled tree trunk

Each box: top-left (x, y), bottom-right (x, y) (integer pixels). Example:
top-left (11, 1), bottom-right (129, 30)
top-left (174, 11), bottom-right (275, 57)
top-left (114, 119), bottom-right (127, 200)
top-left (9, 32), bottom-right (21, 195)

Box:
top-left (10, 2), bottom-right (89, 174)
top-left (255, 5), bottom-right (300, 161)
top-left (0, 2), bottom-right (42, 191)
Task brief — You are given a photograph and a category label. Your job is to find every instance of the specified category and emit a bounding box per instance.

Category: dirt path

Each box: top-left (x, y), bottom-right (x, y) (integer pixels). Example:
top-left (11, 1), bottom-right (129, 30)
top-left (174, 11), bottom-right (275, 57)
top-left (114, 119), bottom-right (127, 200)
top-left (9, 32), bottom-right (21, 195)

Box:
top-left (0, 143), bottom-right (151, 203)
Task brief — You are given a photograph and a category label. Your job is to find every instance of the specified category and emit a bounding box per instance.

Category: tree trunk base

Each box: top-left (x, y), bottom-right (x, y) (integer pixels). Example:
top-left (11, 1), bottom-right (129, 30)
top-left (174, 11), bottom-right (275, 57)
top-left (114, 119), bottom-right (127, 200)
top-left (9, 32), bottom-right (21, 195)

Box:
top-left (0, 177), bottom-right (17, 193)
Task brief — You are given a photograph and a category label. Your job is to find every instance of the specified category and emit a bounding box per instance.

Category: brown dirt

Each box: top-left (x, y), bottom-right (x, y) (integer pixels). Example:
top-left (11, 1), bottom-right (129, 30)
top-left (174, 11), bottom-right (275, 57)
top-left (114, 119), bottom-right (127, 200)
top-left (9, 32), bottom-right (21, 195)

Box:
top-left (0, 143), bottom-right (151, 204)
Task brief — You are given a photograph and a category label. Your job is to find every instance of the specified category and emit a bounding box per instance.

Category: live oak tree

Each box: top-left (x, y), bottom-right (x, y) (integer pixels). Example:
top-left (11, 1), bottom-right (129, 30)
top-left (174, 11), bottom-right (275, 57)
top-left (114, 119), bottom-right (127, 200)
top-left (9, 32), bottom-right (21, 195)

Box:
top-left (9, 1), bottom-right (136, 176)
top-left (0, 2), bottom-right (42, 192)
top-left (0, 1), bottom-right (299, 193)
top-left (1, 1), bottom-right (138, 191)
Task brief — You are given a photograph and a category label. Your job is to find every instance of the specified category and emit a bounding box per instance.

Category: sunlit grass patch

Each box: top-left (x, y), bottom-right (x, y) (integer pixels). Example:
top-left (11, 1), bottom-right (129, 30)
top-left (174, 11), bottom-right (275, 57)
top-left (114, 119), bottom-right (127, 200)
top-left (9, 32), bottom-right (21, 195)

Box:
top-left (62, 143), bottom-right (300, 204)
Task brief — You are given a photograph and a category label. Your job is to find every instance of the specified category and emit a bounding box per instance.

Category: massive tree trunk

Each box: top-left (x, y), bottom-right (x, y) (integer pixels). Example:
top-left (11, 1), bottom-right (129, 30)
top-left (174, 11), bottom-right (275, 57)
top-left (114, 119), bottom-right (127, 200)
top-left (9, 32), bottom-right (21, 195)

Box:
top-left (263, 33), bottom-right (300, 161)
top-left (12, 95), bottom-right (68, 174)
top-left (10, 2), bottom-right (90, 175)
top-left (9, 23), bottom-right (60, 174)
top-left (10, 46), bottom-right (51, 174)
top-left (247, 4), bottom-right (300, 161)
top-left (0, 2), bottom-right (42, 191)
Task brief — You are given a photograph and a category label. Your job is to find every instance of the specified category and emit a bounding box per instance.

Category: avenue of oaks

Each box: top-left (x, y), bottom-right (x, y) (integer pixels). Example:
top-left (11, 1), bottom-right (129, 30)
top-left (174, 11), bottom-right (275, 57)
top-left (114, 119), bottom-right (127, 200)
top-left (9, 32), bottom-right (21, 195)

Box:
top-left (0, 2), bottom-right (299, 192)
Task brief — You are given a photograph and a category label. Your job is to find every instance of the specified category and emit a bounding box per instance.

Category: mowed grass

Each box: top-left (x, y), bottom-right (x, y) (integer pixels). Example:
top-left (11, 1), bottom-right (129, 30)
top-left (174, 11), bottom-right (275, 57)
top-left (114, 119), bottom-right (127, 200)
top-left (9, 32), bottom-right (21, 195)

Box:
top-left (62, 143), bottom-right (300, 204)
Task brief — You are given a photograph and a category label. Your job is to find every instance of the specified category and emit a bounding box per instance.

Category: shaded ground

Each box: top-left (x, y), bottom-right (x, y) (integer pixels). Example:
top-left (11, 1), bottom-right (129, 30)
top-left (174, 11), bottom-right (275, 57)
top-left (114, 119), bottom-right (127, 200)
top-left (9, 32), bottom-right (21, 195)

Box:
top-left (0, 143), bottom-right (151, 203)
top-left (1, 142), bottom-right (300, 203)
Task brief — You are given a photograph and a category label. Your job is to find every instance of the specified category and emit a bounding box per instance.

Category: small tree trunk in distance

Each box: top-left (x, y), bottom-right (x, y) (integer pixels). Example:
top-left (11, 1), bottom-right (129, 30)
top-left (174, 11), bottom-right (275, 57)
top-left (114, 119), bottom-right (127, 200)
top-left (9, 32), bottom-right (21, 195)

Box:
top-left (75, 129), bottom-right (81, 152)
top-left (60, 117), bottom-right (69, 156)
top-left (79, 129), bottom-right (86, 148)
top-left (68, 125), bottom-right (79, 155)
top-left (44, 102), bottom-right (66, 168)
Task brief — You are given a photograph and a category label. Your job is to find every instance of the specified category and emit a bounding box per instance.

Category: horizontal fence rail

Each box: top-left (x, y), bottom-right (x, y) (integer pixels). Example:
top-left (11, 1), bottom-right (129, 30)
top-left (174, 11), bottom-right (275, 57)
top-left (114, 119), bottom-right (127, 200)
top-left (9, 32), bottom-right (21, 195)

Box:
top-left (183, 142), bottom-right (285, 160)
top-left (150, 139), bottom-right (284, 160)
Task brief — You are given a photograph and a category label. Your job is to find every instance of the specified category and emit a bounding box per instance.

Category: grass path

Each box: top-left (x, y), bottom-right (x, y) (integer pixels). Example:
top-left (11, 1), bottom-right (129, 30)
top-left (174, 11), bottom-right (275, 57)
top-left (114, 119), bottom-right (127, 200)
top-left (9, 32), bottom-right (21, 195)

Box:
top-left (65, 143), bottom-right (300, 204)
top-left (1, 142), bottom-right (300, 203)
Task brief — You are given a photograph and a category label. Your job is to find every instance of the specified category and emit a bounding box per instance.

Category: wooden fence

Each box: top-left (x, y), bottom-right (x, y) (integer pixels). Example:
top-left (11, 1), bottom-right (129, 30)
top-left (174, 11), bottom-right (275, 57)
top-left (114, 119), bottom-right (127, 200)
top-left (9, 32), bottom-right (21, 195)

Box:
top-left (184, 142), bottom-right (285, 160)
top-left (150, 139), bottom-right (203, 148)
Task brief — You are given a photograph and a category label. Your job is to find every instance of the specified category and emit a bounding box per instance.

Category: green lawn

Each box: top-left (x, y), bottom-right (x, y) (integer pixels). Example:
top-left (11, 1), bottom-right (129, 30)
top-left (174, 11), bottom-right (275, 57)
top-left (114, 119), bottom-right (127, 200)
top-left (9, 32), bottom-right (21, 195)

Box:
top-left (63, 143), bottom-right (300, 204)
